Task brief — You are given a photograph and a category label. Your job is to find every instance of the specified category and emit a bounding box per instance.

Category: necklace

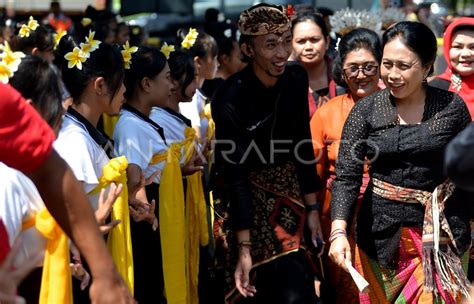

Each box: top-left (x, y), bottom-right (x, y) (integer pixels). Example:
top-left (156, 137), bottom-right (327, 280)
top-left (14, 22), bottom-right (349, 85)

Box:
top-left (451, 73), bottom-right (462, 92)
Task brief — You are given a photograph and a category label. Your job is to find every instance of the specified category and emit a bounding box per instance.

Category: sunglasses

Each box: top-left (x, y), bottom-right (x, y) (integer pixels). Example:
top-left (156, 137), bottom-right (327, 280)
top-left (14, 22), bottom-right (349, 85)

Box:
top-left (343, 64), bottom-right (379, 78)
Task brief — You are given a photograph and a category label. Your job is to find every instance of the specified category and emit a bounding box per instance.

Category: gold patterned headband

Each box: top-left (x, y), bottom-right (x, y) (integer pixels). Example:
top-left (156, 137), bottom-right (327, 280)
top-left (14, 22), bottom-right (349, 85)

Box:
top-left (238, 4), bottom-right (290, 36)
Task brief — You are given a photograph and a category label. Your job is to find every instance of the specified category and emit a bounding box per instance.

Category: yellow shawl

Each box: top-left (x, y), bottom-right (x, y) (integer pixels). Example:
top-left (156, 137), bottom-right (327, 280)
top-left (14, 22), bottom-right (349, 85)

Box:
top-left (89, 156), bottom-right (134, 295)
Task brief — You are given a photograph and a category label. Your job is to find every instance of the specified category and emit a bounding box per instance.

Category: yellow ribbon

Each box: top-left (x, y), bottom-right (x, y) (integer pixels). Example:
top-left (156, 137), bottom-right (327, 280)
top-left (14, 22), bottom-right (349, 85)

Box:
top-left (89, 156), bottom-right (134, 295)
top-left (151, 144), bottom-right (187, 304)
top-left (35, 208), bottom-right (72, 304)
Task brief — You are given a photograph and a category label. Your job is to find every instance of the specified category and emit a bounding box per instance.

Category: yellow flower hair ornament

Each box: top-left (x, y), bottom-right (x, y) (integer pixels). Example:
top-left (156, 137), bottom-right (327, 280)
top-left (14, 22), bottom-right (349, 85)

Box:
top-left (53, 29), bottom-right (67, 50)
top-left (19, 16), bottom-right (39, 38)
top-left (64, 31), bottom-right (101, 70)
top-left (79, 42), bottom-right (93, 58)
top-left (85, 30), bottom-right (101, 51)
top-left (181, 28), bottom-right (199, 49)
top-left (121, 41), bottom-right (138, 69)
top-left (0, 41), bottom-right (26, 84)
top-left (81, 17), bottom-right (92, 27)
top-left (160, 42), bottom-right (175, 60)
top-left (64, 47), bottom-right (88, 70)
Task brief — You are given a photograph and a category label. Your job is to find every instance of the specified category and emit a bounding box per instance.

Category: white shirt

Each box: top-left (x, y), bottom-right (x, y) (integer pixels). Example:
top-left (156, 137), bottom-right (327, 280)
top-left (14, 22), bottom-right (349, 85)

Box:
top-left (54, 115), bottom-right (110, 210)
top-left (0, 163), bottom-right (46, 268)
top-left (150, 107), bottom-right (192, 165)
top-left (179, 89), bottom-right (209, 139)
top-left (114, 108), bottom-right (167, 184)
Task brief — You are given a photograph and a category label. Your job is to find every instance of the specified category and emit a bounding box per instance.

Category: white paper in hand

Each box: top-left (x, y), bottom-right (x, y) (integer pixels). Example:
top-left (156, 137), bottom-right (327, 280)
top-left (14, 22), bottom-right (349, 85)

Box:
top-left (344, 260), bottom-right (369, 294)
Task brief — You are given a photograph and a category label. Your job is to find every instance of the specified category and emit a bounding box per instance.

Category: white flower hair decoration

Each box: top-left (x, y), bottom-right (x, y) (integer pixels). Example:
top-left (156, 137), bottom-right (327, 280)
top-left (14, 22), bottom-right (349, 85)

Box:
top-left (378, 8), bottom-right (406, 30)
top-left (329, 8), bottom-right (382, 37)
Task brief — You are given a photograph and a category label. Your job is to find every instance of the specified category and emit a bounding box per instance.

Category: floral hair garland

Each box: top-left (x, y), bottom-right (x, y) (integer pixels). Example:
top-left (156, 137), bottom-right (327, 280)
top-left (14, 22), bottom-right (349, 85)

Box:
top-left (0, 41), bottom-right (26, 84)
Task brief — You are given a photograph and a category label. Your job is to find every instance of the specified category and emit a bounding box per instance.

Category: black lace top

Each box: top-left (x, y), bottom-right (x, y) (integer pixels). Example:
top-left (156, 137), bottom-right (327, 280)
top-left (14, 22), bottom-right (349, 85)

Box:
top-left (331, 85), bottom-right (472, 267)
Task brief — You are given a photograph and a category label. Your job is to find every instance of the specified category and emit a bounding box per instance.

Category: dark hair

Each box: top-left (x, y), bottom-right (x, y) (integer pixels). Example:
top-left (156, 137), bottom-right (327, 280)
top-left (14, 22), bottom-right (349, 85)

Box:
top-left (9, 55), bottom-right (63, 127)
top-left (11, 25), bottom-right (54, 54)
top-left (60, 40), bottom-right (124, 103)
top-left (332, 28), bottom-right (382, 86)
top-left (216, 36), bottom-right (237, 58)
top-left (123, 46), bottom-right (167, 99)
top-left (53, 34), bottom-right (76, 70)
top-left (452, 24), bottom-right (474, 36)
top-left (291, 13), bottom-right (329, 39)
top-left (176, 29), bottom-right (218, 58)
top-left (168, 49), bottom-right (196, 99)
top-left (382, 21), bottom-right (437, 75)
top-left (238, 34), bottom-right (254, 63)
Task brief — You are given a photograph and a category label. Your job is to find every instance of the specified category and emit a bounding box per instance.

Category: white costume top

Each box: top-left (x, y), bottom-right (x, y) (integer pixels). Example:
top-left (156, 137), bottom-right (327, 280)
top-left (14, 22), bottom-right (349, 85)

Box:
top-left (54, 110), bottom-right (110, 210)
top-left (150, 107), bottom-right (193, 167)
top-left (0, 163), bottom-right (46, 268)
top-left (114, 105), bottom-right (167, 184)
top-left (179, 89), bottom-right (209, 139)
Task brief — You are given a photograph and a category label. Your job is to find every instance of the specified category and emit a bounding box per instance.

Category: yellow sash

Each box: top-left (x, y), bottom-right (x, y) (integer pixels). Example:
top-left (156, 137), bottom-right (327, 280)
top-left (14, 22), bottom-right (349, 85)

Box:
top-left (151, 144), bottom-right (187, 304)
top-left (203, 104), bottom-right (215, 174)
top-left (203, 104), bottom-right (215, 140)
top-left (35, 208), bottom-right (73, 304)
top-left (182, 128), bottom-right (209, 304)
top-left (89, 156), bottom-right (134, 295)
top-left (102, 113), bottom-right (119, 138)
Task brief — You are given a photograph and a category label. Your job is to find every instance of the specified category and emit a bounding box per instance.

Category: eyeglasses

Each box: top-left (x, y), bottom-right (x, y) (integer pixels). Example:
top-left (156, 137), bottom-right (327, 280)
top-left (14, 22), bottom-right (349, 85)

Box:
top-left (343, 64), bottom-right (379, 78)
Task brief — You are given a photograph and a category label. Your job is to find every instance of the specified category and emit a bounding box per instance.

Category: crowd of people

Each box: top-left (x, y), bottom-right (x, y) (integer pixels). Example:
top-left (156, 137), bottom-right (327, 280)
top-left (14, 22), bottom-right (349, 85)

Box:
top-left (0, 1), bottom-right (473, 304)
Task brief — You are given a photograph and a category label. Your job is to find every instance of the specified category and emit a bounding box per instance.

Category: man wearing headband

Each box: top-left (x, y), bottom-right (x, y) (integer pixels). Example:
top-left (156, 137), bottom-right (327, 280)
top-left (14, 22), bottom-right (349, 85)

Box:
top-left (212, 3), bottom-right (322, 302)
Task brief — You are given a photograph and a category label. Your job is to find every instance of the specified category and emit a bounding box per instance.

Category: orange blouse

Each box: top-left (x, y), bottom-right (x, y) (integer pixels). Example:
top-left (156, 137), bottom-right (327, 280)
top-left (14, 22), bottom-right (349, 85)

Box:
top-left (310, 93), bottom-right (369, 237)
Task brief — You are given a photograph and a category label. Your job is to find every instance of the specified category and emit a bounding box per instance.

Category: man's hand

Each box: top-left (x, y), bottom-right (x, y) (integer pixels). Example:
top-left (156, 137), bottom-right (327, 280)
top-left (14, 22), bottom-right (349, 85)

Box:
top-left (234, 247), bottom-right (256, 298)
top-left (306, 210), bottom-right (324, 257)
top-left (89, 270), bottom-right (136, 304)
